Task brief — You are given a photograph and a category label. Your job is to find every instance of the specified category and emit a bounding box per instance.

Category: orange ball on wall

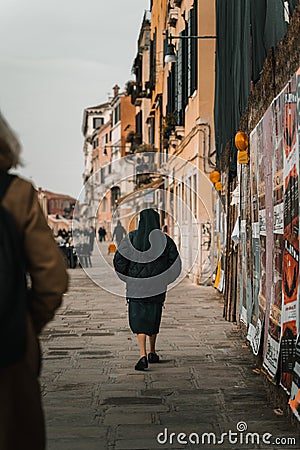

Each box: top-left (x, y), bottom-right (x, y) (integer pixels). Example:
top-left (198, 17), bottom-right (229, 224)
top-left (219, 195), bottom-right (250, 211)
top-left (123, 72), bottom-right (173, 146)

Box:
top-left (209, 170), bottom-right (221, 183)
top-left (235, 130), bottom-right (249, 151)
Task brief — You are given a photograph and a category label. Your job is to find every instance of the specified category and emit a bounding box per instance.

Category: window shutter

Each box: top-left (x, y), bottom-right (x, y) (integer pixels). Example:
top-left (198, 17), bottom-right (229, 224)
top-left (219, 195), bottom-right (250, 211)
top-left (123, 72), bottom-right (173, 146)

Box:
top-left (177, 37), bottom-right (183, 125)
top-left (100, 168), bottom-right (105, 184)
top-left (188, 10), bottom-right (192, 96)
top-left (191, 1), bottom-right (198, 94)
top-left (182, 29), bottom-right (188, 114)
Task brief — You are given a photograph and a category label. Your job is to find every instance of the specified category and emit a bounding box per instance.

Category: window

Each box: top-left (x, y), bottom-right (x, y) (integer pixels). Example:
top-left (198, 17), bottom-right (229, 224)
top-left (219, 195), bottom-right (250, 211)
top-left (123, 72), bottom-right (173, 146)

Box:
top-left (100, 168), bottom-right (105, 184)
top-left (102, 197), bottom-right (107, 212)
top-left (188, 176), bottom-right (192, 213)
top-left (167, 64), bottom-right (176, 115)
top-left (149, 29), bottom-right (157, 90)
top-left (176, 34), bottom-right (186, 126)
top-left (193, 173), bottom-right (197, 217)
top-left (182, 29), bottom-right (188, 111)
top-left (93, 117), bottom-right (104, 129)
top-left (113, 104), bottom-right (120, 125)
top-left (111, 186), bottom-right (121, 209)
top-left (174, 4), bottom-right (198, 124)
top-left (93, 138), bottom-right (99, 149)
top-left (135, 111), bottom-right (143, 144)
top-left (148, 117), bottom-right (155, 146)
top-left (178, 183), bottom-right (182, 223)
top-left (189, 3), bottom-right (198, 96)
top-left (182, 182), bottom-right (186, 221)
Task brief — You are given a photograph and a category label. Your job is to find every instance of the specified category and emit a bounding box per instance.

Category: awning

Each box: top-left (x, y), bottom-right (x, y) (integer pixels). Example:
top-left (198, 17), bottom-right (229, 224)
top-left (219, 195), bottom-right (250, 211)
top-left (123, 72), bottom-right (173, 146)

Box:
top-left (116, 176), bottom-right (165, 206)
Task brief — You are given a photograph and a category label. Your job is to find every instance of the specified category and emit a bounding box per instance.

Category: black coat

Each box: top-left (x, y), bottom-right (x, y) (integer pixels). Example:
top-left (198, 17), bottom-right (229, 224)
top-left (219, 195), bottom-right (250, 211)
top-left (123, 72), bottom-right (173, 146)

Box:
top-left (113, 230), bottom-right (181, 302)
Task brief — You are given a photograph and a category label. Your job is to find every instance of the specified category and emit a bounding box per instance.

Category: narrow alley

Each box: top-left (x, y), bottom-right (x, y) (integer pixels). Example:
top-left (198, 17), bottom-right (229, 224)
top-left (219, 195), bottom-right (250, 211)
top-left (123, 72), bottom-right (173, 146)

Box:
top-left (41, 266), bottom-right (298, 450)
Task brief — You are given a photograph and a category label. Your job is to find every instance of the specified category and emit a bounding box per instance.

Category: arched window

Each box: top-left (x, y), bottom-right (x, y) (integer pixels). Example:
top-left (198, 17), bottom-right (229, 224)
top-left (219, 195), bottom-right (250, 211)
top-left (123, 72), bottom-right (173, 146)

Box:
top-left (102, 197), bottom-right (107, 212)
top-left (111, 186), bottom-right (121, 209)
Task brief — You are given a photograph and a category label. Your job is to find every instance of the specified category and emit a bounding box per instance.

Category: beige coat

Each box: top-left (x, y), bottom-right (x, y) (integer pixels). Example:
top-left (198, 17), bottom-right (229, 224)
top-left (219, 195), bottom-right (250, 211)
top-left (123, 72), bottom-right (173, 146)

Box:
top-left (0, 175), bottom-right (68, 450)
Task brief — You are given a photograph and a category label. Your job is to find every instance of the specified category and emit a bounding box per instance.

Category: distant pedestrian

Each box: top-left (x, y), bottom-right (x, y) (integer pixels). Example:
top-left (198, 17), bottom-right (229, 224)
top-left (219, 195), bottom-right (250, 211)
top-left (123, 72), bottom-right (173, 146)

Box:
top-left (113, 208), bottom-right (181, 371)
top-left (0, 112), bottom-right (68, 450)
top-left (98, 226), bottom-right (107, 242)
top-left (89, 226), bottom-right (95, 252)
top-left (112, 220), bottom-right (126, 246)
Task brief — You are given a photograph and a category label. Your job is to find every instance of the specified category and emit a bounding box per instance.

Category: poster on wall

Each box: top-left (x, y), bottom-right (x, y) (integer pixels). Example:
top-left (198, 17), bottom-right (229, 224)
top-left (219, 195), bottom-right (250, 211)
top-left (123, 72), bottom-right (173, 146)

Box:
top-left (245, 67), bottom-right (300, 417)
top-left (261, 107), bottom-right (274, 368)
top-left (290, 335), bottom-right (300, 419)
top-left (214, 192), bottom-right (226, 292)
top-left (263, 97), bottom-right (284, 381)
top-left (281, 73), bottom-right (299, 394)
top-left (256, 121), bottom-right (267, 351)
top-left (239, 165), bottom-right (250, 325)
top-left (288, 68), bottom-right (300, 414)
top-left (247, 126), bottom-right (262, 354)
top-left (238, 164), bottom-right (245, 323)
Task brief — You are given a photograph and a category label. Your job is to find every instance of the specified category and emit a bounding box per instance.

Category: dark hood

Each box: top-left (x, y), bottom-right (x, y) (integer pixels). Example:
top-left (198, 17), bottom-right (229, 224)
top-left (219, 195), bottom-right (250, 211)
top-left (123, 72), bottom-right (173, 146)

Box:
top-left (133, 208), bottom-right (160, 251)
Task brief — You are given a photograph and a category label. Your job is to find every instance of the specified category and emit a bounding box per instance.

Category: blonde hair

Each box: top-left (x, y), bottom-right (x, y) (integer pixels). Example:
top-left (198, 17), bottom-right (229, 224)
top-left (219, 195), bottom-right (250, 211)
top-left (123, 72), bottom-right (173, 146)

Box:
top-left (0, 111), bottom-right (21, 169)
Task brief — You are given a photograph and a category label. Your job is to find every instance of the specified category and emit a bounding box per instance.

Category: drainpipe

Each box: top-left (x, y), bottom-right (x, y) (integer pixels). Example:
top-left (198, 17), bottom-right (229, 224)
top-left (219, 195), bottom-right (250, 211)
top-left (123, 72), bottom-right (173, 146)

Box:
top-left (196, 123), bottom-right (216, 283)
top-left (173, 122), bottom-right (215, 173)
top-left (196, 122), bottom-right (216, 174)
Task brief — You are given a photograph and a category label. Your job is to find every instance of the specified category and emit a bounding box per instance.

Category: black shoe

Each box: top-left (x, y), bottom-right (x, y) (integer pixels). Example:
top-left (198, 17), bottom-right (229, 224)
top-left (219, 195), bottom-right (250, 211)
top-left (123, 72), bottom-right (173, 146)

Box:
top-left (148, 352), bottom-right (159, 363)
top-left (135, 356), bottom-right (148, 371)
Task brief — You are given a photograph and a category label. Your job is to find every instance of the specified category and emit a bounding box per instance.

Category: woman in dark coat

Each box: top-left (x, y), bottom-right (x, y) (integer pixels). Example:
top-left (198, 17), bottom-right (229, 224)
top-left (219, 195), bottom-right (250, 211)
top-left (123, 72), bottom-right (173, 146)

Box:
top-left (113, 208), bottom-right (181, 370)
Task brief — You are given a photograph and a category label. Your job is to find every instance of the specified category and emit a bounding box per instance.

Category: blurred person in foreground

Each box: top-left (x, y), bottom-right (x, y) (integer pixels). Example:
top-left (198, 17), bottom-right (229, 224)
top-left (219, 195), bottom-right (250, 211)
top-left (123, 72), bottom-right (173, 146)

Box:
top-left (0, 112), bottom-right (68, 450)
top-left (113, 208), bottom-right (181, 371)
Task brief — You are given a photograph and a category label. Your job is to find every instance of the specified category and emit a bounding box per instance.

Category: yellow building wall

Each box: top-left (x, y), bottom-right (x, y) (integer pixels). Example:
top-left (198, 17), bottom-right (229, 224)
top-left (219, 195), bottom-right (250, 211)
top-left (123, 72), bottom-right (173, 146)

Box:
top-left (142, 0), bottom-right (216, 284)
top-left (150, 0), bottom-right (168, 152)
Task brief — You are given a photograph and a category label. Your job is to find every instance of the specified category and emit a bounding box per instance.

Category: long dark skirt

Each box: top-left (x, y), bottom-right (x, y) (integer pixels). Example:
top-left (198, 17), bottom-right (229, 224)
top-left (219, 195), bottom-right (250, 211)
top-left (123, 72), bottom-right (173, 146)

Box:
top-left (128, 300), bottom-right (164, 336)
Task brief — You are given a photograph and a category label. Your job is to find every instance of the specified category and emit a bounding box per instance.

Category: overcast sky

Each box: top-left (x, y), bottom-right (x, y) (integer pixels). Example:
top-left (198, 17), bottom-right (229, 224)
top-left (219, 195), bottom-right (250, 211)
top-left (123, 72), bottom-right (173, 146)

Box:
top-left (0, 0), bottom-right (149, 198)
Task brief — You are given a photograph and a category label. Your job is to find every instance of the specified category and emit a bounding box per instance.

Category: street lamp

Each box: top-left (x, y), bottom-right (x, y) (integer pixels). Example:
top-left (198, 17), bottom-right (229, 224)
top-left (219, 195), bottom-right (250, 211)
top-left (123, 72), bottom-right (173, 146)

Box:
top-left (164, 30), bottom-right (217, 63)
top-left (165, 42), bottom-right (177, 63)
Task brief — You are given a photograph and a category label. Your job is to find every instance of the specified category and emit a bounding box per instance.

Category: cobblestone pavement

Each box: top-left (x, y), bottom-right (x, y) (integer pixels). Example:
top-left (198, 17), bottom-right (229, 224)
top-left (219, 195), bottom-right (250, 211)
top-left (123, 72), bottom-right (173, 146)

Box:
top-left (40, 254), bottom-right (299, 450)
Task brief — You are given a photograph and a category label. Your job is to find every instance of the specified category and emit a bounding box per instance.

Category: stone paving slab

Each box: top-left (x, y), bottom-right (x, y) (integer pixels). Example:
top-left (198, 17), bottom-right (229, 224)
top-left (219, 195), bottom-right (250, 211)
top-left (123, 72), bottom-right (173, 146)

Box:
top-left (47, 439), bottom-right (107, 450)
top-left (40, 266), bottom-right (299, 450)
top-left (46, 425), bottom-right (108, 440)
top-left (103, 412), bottom-right (153, 425)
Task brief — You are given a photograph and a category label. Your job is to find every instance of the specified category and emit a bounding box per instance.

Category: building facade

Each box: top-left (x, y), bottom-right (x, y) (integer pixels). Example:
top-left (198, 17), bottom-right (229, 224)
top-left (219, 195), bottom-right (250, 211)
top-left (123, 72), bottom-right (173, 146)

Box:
top-left (128, 0), bottom-right (217, 283)
top-left (81, 87), bottom-right (136, 236)
top-left (37, 188), bottom-right (76, 234)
